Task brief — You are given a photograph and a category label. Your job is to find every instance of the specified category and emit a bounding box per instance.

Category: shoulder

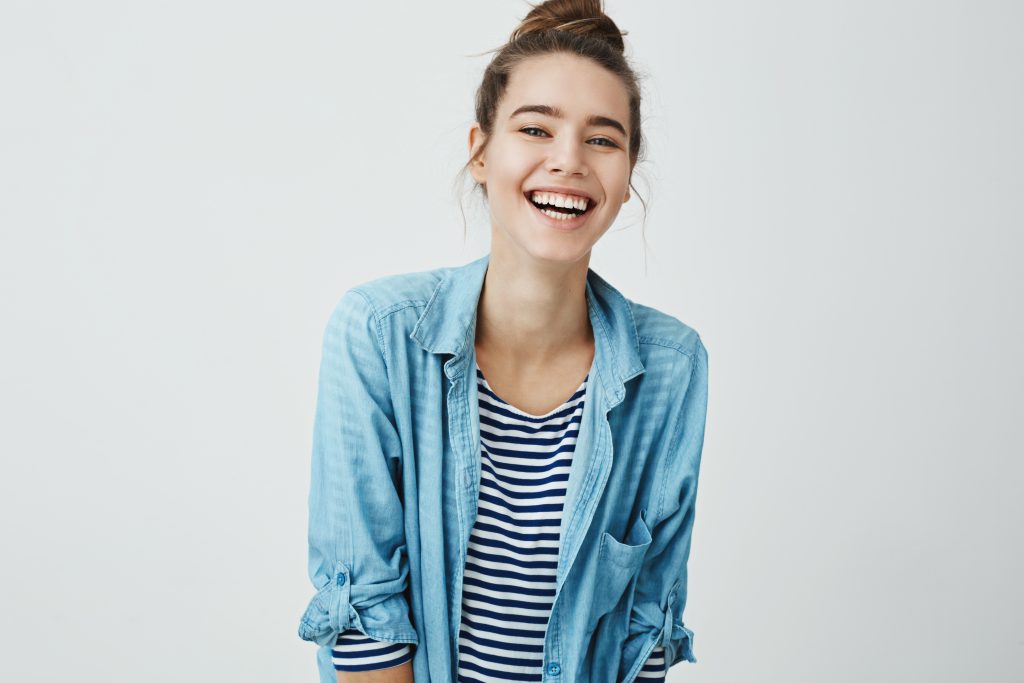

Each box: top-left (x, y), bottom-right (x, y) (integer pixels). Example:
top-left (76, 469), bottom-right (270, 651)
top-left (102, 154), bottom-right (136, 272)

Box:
top-left (330, 265), bottom-right (450, 321)
top-left (627, 299), bottom-right (707, 366)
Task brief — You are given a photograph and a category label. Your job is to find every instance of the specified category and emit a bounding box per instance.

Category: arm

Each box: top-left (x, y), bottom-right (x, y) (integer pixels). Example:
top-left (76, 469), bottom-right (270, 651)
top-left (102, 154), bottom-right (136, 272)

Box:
top-left (297, 290), bottom-right (418, 657)
top-left (337, 661), bottom-right (413, 683)
top-left (625, 338), bottom-right (709, 673)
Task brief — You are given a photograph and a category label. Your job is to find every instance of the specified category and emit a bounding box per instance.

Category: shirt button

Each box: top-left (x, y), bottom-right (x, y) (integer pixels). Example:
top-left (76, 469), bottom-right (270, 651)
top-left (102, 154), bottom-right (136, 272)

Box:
top-left (335, 573), bottom-right (346, 586)
top-left (546, 662), bottom-right (561, 676)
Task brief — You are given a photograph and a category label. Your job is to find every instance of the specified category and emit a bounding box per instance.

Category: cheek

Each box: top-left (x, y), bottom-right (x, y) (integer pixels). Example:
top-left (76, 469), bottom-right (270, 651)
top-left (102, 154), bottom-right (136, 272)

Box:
top-left (489, 165), bottom-right (534, 208)
top-left (488, 139), bottom-right (538, 179)
top-left (605, 169), bottom-right (632, 201)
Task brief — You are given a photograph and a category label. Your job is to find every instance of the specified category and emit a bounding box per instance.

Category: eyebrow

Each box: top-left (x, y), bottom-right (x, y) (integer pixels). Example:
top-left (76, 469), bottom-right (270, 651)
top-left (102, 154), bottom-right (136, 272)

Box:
top-left (509, 104), bottom-right (627, 138)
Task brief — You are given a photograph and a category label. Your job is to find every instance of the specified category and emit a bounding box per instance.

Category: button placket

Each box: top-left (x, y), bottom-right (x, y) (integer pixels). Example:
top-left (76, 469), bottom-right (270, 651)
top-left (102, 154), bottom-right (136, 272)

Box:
top-left (331, 561), bottom-right (353, 632)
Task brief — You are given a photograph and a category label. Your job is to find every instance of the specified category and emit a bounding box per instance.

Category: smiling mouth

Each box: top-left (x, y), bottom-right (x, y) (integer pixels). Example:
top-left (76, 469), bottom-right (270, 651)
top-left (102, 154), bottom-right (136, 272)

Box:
top-left (523, 192), bottom-right (594, 219)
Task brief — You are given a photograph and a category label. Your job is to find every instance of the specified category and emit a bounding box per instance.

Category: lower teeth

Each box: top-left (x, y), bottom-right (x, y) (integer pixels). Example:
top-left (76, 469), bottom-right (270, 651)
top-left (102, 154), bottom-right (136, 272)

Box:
top-left (539, 207), bottom-right (581, 220)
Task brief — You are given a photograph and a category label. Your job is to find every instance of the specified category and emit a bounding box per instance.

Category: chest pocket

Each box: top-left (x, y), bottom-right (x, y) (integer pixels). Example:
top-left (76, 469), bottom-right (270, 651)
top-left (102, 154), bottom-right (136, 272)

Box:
top-left (589, 509), bottom-right (653, 621)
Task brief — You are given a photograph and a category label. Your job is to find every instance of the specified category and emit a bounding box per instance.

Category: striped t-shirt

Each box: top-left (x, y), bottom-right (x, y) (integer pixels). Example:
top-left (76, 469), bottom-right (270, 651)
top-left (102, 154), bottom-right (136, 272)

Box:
top-left (332, 362), bottom-right (666, 681)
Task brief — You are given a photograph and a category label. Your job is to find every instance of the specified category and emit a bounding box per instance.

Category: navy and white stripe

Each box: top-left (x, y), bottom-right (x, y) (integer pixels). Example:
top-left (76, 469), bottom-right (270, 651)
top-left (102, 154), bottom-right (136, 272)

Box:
top-left (637, 645), bottom-right (666, 679)
top-left (332, 362), bottom-right (665, 681)
top-left (456, 363), bottom-right (585, 681)
top-left (331, 631), bottom-right (413, 672)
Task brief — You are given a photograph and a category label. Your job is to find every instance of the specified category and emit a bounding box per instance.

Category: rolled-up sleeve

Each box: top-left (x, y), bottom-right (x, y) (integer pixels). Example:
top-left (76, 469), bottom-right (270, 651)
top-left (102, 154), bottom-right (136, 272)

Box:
top-left (297, 289), bottom-right (418, 649)
top-left (626, 337), bottom-right (708, 670)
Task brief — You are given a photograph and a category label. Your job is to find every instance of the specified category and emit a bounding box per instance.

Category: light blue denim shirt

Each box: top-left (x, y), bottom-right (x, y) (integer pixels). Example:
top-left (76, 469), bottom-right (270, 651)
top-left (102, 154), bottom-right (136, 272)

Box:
top-left (298, 253), bottom-right (709, 683)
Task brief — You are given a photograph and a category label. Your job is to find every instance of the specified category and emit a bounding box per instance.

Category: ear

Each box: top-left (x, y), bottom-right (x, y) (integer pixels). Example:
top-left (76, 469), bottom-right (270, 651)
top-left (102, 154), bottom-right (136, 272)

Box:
top-left (468, 123), bottom-right (487, 184)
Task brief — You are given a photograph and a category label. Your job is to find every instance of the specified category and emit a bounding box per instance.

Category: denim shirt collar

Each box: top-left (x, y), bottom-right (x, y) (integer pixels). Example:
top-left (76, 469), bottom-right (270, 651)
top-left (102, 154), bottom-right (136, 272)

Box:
top-left (409, 252), bottom-right (646, 411)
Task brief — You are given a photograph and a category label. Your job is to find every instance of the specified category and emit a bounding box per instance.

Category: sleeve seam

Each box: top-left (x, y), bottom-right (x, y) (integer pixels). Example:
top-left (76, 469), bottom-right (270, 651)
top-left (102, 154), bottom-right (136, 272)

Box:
top-left (350, 288), bottom-right (391, 365)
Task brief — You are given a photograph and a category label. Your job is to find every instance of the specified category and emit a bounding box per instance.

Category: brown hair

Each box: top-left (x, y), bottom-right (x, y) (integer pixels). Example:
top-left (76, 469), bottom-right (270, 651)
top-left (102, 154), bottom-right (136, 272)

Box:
top-left (454, 0), bottom-right (650, 240)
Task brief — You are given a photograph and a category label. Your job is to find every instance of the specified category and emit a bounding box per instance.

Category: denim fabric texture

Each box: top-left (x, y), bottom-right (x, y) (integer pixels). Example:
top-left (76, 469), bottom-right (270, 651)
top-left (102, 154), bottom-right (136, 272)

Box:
top-left (298, 252), bottom-right (709, 683)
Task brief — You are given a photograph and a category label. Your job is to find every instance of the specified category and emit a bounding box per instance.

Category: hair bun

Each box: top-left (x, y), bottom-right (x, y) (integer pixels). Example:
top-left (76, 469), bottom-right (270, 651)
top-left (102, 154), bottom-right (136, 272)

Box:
top-left (510, 0), bottom-right (627, 53)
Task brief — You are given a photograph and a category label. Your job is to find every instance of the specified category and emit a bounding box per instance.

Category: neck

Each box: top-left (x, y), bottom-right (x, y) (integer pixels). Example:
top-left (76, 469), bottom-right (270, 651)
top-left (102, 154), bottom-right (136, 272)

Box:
top-left (475, 248), bottom-right (594, 371)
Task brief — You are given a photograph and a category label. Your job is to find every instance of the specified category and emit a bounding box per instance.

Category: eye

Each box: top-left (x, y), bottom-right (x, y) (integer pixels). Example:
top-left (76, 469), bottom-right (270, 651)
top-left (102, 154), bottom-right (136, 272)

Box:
top-left (518, 127), bottom-right (620, 148)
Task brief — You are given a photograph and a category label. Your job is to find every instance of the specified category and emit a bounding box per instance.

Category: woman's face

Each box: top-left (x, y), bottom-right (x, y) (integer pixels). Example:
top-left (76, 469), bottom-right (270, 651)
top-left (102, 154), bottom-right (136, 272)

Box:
top-left (469, 52), bottom-right (633, 265)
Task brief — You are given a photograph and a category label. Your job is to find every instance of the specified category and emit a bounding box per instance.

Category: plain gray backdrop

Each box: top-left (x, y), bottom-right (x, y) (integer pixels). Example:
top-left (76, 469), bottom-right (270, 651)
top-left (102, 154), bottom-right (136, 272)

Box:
top-left (1, 1), bottom-right (1021, 681)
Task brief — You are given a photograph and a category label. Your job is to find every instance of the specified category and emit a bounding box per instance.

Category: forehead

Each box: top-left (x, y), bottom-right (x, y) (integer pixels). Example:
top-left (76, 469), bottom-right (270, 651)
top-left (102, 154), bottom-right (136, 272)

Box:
top-left (499, 52), bottom-right (630, 123)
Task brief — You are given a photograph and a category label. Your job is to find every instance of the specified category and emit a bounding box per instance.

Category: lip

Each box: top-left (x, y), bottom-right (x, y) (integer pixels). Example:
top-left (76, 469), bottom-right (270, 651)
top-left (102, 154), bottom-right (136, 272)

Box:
top-left (524, 191), bottom-right (594, 232)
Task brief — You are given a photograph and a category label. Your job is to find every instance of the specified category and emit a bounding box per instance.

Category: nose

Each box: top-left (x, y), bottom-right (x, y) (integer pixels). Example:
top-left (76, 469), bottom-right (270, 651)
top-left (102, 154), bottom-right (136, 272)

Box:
top-left (545, 136), bottom-right (589, 177)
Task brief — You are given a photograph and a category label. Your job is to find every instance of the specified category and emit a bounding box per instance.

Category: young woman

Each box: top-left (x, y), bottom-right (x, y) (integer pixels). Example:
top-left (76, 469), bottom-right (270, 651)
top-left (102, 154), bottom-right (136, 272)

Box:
top-left (297, 1), bottom-right (709, 682)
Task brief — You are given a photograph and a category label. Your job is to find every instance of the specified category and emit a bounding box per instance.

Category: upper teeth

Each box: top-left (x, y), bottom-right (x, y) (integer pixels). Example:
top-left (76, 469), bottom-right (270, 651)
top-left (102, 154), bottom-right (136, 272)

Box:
top-left (530, 191), bottom-right (589, 211)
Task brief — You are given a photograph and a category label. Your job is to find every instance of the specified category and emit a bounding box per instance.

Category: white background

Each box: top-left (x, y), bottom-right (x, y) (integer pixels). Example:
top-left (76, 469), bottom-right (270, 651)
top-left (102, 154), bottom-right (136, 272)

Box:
top-left (1, 1), bottom-right (1021, 681)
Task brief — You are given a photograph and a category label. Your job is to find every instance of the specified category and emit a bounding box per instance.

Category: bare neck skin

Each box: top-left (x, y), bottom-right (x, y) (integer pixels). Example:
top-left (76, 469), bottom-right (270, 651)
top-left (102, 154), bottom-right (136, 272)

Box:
top-left (474, 249), bottom-right (595, 375)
